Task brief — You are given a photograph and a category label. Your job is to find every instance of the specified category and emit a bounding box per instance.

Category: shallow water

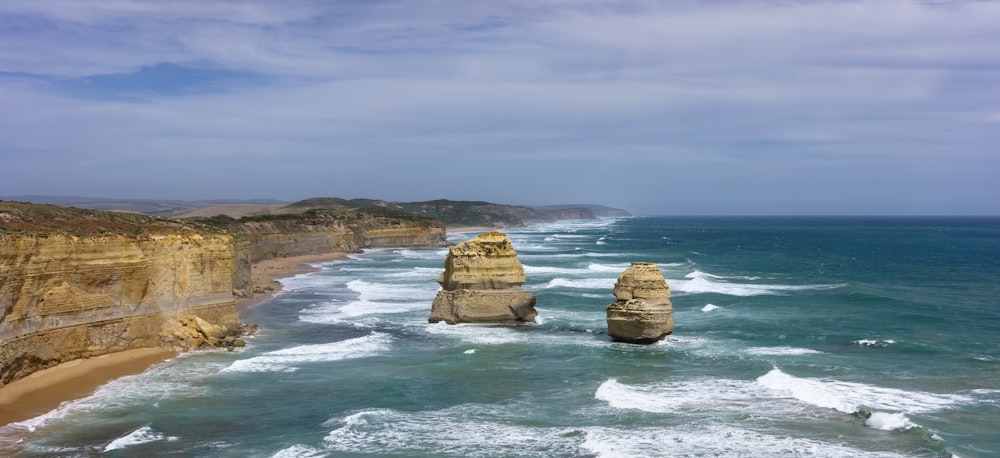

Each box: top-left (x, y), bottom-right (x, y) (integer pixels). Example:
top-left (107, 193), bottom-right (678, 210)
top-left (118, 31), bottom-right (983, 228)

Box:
top-left (4, 216), bottom-right (999, 457)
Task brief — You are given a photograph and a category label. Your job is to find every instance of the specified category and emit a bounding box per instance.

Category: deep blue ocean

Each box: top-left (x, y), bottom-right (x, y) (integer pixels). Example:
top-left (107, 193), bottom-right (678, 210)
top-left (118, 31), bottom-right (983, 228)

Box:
top-left (3, 217), bottom-right (999, 457)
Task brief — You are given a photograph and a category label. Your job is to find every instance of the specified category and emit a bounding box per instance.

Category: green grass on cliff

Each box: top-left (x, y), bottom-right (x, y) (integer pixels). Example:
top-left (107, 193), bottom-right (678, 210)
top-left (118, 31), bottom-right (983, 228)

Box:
top-left (0, 201), bottom-right (204, 236)
top-left (0, 201), bottom-right (442, 238)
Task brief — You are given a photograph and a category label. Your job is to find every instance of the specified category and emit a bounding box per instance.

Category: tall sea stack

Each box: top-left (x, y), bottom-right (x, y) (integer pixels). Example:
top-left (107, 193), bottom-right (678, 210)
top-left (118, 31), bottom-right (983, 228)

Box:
top-left (428, 232), bottom-right (537, 324)
top-left (606, 262), bottom-right (674, 344)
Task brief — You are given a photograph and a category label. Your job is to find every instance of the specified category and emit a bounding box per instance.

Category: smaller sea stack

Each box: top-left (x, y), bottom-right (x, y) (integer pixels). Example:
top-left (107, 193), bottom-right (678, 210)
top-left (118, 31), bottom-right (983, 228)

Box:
top-left (429, 232), bottom-right (537, 324)
top-left (606, 262), bottom-right (674, 344)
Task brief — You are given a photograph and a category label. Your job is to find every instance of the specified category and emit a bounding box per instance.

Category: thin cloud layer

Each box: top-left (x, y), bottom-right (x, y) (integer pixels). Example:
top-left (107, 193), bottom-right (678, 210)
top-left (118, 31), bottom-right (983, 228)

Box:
top-left (1, 0), bottom-right (997, 214)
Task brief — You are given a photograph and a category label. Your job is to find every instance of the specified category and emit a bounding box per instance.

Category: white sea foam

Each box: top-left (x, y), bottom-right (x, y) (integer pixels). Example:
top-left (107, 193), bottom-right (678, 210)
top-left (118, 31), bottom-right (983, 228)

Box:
top-left (300, 279), bottom-right (437, 324)
top-left (348, 279), bottom-right (437, 301)
top-left (384, 267), bottom-right (441, 279)
top-left (540, 277), bottom-right (617, 290)
top-left (272, 444), bottom-right (328, 458)
top-left (323, 406), bottom-right (582, 456)
top-left (855, 339), bottom-right (896, 347)
top-left (755, 367), bottom-right (971, 415)
top-left (394, 249), bottom-right (449, 260)
top-left (588, 262), bottom-right (628, 272)
top-left (597, 369), bottom-right (970, 435)
top-left (522, 264), bottom-right (585, 275)
top-left (595, 378), bottom-right (775, 414)
top-left (277, 272), bottom-right (332, 292)
top-left (425, 321), bottom-right (605, 347)
top-left (322, 400), bottom-right (906, 458)
top-left (222, 333), bottom-right (391, 373)
top-left (866, 412), bottom-right (917, 431)
top-left (745, 346), bottom-right (824, 356)
top-left (580, 425), bottom-right (909, 458)
top-left (701, 303), bottom-right (719, 312)
top-left (670, 270), bottom-right (845, 296)
top-left (522, 263), bottom-right (626, 276)
top-left (464, 349), bottom-right (476, 354)
top-left (0, 354), bottom-right (220, 439)
top-left (103, 426), bottom-right (178, 452)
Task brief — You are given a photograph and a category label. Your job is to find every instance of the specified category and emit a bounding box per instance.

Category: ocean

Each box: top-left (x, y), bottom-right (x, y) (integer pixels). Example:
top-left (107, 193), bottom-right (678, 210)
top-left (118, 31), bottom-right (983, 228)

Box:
top-left (3, 216), bottom-right (999, 457)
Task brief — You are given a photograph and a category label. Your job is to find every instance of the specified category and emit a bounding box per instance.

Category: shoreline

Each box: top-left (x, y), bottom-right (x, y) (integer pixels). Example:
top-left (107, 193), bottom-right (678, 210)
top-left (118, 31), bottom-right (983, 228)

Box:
top-left (0, 348), bottom-right (177, 428)
top-left (0, 251), bottom-right (353, 440)
top-left (236, 252), bottom-right (352, 309)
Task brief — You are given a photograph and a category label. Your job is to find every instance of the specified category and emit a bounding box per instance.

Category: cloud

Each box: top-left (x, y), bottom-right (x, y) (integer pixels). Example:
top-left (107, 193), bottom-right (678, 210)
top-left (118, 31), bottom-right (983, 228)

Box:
top-left (1, 0), bottom-right (998, 214)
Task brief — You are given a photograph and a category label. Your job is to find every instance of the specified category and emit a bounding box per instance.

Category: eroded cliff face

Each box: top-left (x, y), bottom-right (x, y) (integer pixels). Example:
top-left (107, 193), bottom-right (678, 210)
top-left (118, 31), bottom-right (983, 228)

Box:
top-left (429, 232), bottom-right (537, 324)
top-left (0, 232), bottom-right (242, 386)
top-left (606, 262), bottom-right (675, 344)
top-left (0, 202), bottom-right (447, 388)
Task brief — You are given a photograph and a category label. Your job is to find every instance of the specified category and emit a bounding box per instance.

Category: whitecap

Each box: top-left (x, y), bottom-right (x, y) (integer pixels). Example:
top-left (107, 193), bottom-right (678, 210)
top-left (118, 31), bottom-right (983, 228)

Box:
top-left (595, 378), bottom-right (773, 414)
top-left (745, 346), bottom-right (823, 356)
top-left (539, 277), bottom-right (617, 290)
top-left (222, 333), bottom-right (391, 373)
top-left (587, 262), bottom-right (629, 273)
top-left (323, 406), bottom-right (581, 456)
top-left (670, 270), bottom-right (845, 297)
top-left (103, 426), bottom-right (178, 452)
top-left (522, 264), bottom-right (586, 275)
top-left (425, 322), bottom-right (605, 347)
top-left (865, 412), bottom-right (917, 431)
top-left (272, 444), bottom-right (328, 458)
top-left (277, 272), bottom-right (333, 292)
top-left (755, 367), bottom-right (971, 415)
top-left (855, 339), bottom-right (896, 347)
top-left (463, 349), bottom-right (476, 354)
top-left (701, 303), bottom-right (719, 312)
top-left (393, 249), bottom-right (448, 260)
top-left (581, 425), bottom-right (909, 458)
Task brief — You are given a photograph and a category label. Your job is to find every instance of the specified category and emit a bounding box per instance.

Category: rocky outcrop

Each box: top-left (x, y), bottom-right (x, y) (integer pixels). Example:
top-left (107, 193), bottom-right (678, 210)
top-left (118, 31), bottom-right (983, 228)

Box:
top-left (606, 262), bottom-right (674, 344)
top-left (429, 232), bottom-right (536, 324)
top-left (160, 316), bottom-right (254, 352)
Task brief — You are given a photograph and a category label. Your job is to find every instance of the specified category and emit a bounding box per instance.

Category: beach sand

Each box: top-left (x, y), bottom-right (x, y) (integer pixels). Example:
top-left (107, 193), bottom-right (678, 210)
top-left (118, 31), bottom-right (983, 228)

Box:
top-left (0, 251), bottom-right (352, 440)
top-left (239, 252), bottom-right (351, 308)
top-left (0, 348), bottom-right (177, 426)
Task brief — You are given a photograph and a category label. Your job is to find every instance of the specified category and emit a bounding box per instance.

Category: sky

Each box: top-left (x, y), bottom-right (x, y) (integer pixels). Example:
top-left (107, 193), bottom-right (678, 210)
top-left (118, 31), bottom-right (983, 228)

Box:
top-left (1, 0), bottom-right (999, 215)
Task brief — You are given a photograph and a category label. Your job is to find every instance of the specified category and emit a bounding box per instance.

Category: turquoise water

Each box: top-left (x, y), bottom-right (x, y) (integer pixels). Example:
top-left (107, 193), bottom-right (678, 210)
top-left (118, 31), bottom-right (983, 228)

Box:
top-left (4, 217), bottom-right (999, 457)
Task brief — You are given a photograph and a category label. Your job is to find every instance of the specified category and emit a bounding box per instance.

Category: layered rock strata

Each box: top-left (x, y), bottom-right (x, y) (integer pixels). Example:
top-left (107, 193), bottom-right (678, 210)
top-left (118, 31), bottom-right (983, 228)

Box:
top-left (0, 232), bottom-right (245, 386)
top-left (429, 232), bottom-right (536, 324)
top-left (606, 262), bottom-right (674, 344)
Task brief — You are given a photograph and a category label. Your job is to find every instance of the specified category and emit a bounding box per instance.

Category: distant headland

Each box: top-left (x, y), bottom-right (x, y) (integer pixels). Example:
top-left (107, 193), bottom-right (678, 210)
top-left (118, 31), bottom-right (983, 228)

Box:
top-left (1, 195), bottom-right (631, 228)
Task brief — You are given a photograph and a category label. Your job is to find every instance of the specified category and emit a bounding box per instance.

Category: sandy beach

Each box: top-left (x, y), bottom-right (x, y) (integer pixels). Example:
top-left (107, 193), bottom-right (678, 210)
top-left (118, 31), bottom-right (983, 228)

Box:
top-left (0, 251), bottom-right (352, 437)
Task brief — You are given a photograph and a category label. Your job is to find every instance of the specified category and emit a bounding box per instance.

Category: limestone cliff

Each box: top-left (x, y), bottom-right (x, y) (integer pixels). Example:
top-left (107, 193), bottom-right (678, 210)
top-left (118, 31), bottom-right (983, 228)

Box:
top-left (0, 203), bottom-right (244, 387)
top-left (227, 211), bottom-right (446, 297)
top-left (0, 202), bottom-right (446, 388)
top-left (429, 232), bottom-right (536, 324)
top-left (606, 262), bottom-right (675, 344)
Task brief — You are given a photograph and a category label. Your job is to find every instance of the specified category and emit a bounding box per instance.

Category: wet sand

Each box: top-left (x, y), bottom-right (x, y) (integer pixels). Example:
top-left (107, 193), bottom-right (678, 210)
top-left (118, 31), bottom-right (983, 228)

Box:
top-left (0, 348), bottom-right (177, 427)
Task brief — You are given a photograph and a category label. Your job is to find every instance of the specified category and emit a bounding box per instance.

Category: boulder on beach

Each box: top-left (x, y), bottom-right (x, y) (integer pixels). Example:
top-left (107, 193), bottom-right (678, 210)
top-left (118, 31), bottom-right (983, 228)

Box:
top-left (429, 232), bottom-right (537, 324)
top-left (606, 262), bottom-right (674, 344)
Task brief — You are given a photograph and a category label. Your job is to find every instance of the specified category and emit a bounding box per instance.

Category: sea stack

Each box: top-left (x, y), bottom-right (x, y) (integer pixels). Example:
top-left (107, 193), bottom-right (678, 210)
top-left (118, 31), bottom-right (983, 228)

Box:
top-left (606, 262), bottom-right (674, 344)
top-left (429, 232), bottom-right (537, 324)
